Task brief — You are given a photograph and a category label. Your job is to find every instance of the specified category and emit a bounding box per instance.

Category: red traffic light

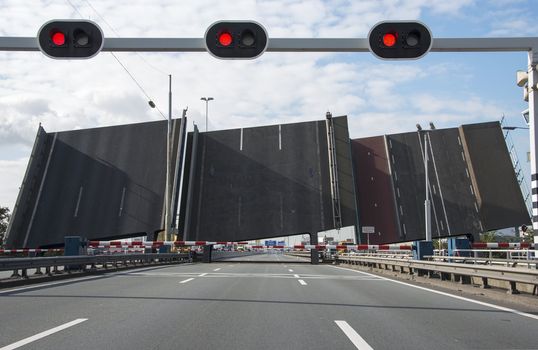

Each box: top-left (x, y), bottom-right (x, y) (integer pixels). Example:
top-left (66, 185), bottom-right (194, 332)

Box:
top-left (368, 21), bottom-right (432, 60)
top-left (382, 33), bottom-right (397, 47)
top-left (218, 32), bottom-right (233, 47)
top-left (38, 19), bottom-right (104, 59)
top-left (51, 31), bottom-right (66, 46)
top-left (205, 21), bottom-right (268, 59)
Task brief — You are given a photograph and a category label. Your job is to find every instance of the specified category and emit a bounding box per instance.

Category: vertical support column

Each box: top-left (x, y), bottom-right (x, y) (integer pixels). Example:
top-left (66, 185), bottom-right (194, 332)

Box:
top-left (529, 50), bottom-right (538, 243)
top-left (326, 112), bottom-right (342, 229)
top-left (165, 74), bottom-right (172, 242)
top-left (183, 126), bottom-right (199, 240)
top-left (424, 132), bottom-right (432, 242)
top-left (202, 244), bottom-right (212, 263)
top-left (309, 233), bottom-right (319, 265)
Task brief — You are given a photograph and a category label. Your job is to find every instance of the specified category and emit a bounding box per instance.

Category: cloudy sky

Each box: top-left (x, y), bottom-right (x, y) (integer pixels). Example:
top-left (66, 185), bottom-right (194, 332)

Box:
top-left (0, 0), bottom-right (534, 211)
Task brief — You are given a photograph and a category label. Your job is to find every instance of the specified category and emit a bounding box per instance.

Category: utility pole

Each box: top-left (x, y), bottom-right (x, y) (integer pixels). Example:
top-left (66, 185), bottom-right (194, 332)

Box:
top-left (424, 131), bottom-right (432, 242)
top-left (200, 97), bottom-right (214, 132)
top-left (165, 74), bottom-right (172, 242)
top-left (528, 50), bottom-right (538, 244)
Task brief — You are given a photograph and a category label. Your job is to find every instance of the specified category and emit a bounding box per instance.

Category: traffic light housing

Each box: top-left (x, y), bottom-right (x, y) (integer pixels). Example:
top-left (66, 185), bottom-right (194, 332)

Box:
top-left (204, 21), bottom-right (268, 59)
top-left (368, 21), bottom-right (432, 60)
top-left (37, 20), bottom-right (104, 59)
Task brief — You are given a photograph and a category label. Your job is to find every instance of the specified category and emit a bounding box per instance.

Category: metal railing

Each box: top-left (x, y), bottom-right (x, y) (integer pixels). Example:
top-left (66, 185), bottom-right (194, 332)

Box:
top-left (336, 254), bottom-right (538, 295)
top-left (426, 255), bottom-right (537, 269)
top-left (0, 253), bottom-right (190, 280)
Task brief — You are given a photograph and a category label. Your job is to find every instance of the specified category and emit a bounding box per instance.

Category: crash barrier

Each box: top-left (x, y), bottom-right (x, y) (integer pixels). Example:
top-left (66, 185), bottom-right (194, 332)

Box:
top-left (427, 254), bottom-right (537, 269)
top-left (337, 254), bottom-right (538, 295)
top-left (0, 253), bottom-right (190, 281)
top-left (451, 249), bottom-right (536, 260)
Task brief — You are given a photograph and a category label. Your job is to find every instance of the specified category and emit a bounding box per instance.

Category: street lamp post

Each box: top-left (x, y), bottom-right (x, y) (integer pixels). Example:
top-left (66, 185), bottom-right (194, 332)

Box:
top-left (166, 75), bottom-right (172, 242)
top-left (200, 97), bottom-right (214, 132)
top-left (148, 75), bottom-right (173, 242)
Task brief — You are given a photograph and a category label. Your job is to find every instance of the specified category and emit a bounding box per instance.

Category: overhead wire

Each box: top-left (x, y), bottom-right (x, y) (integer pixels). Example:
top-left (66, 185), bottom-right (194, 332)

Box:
top-left (65, 0), bottom-right (167, 120)
top-left (82, 0), bottom-right (169, 76)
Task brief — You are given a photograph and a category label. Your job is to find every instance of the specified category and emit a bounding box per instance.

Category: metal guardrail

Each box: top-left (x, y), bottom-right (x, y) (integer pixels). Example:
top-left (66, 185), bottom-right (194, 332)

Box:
top-left (337, 254), bottom-right (538, 295)
top-left (426, 255), bottom-right (538, 269)
top-left (0, 253), bottom-right (190, 280)
top-left (452, 249), bottom-right (537, 260)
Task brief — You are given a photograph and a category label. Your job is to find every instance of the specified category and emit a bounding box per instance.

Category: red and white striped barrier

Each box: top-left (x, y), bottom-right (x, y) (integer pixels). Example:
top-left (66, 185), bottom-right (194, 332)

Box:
top-left (88, 240), bottom-right (250, 248)
top-left (174, 241), bottom-right (249, 246)
top-left (293, 244), bottom-right (412, 251)
top-left (11, 241), bottom-right (532, 255)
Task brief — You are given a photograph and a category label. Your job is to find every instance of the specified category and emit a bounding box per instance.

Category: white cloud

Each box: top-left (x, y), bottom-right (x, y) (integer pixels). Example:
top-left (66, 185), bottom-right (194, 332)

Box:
top-left (0, 0), bottom-right (530, 209)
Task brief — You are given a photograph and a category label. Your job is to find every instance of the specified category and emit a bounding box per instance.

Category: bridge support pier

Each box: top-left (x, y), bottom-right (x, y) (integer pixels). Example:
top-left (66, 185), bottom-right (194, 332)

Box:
top-left (202, 244), bottom-right (212, 263)
top-left (310, 249), bottom-right (319, 265)
top-left (309, 233), bottom-right (319, 265)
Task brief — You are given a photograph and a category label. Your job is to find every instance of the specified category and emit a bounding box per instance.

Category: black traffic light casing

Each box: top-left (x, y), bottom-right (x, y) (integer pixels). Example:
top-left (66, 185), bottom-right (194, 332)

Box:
top-left (205, 21), bottom-right (268, 59)
top-left (368, 21), bottom-right (432, 60)
top-left (37, 20), bottom-right (104, 59)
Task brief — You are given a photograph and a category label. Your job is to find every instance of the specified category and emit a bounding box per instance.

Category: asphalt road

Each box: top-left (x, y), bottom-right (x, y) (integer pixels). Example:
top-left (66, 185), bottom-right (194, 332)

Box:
top-left (0, 253), bottom-right (537, 350)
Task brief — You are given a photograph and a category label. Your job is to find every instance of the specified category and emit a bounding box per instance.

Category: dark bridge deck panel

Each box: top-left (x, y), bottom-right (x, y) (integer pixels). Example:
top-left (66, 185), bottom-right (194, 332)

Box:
top-left (6, 120), bottom-right (183, 248)
top-left (352, 136), bottom-right (400, 244)
top-left (6, 116), bottom-right (527, 248)
top-left (460, 122), bottom-right (530, 230)
top-left (353, 122), bottom-right (528, 244)
top-left (180, 116), bottom-right (356, 242)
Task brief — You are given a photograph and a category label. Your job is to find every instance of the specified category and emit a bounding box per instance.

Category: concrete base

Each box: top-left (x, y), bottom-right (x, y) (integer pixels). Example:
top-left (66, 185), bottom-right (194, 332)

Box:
top-left (310, 249), bottom-right (319, 265)
top-left (202, 245), bottom-right (212, 263)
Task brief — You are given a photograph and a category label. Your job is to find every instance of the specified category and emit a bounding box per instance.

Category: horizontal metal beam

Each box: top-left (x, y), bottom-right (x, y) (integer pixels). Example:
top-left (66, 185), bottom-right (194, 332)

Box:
top-left (0, 37), bottom-right (39, 51)
top-left (1, 36), bottom-right (538, 53)
top-left (432, 37), bottom-right (538, 52)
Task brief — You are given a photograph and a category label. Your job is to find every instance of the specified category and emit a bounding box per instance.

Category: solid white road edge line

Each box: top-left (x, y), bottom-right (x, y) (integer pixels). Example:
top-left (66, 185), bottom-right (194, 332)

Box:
top-left (334, 320), bottom-right (374, 350)
top-left (179, 278), bottom-right (195, 284)
top-left (0, 318), bottom-right (88, 350)
top-left (298, 279), bottom-right (307, 285)
top-left (330, 265), bottom-right (538, 321)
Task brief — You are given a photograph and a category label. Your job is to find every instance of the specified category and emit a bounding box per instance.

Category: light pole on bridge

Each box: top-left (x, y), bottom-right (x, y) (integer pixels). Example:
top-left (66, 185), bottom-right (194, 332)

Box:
top-left (200, 97), bottom-right (214, 132)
